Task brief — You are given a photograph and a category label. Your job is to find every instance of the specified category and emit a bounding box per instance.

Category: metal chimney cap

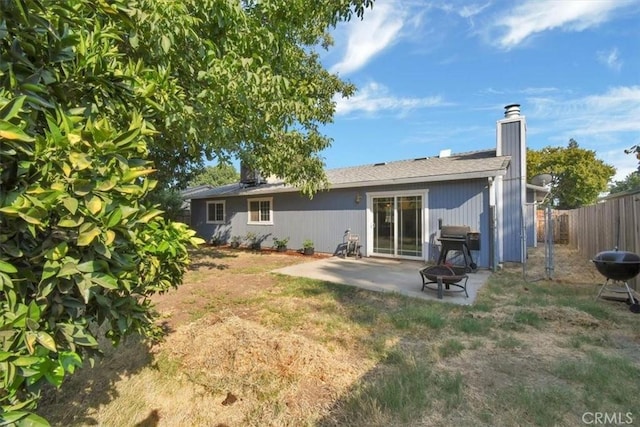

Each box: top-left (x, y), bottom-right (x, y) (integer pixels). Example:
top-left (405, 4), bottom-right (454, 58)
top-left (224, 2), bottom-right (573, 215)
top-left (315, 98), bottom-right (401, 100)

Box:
top-left (504, 104), bottom-right (521, 118)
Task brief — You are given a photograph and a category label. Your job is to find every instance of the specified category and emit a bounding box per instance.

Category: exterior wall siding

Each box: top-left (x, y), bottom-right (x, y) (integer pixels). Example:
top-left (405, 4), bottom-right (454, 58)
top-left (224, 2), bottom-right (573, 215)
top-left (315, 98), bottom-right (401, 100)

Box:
top-left (426, 179), bottom-right (490, 267)
top-left (191, 178), bottom-right (492, 268)
top-left (499, 120), bottom-right (526, 262)
top-left (192, 189), bottom-right (366, 254)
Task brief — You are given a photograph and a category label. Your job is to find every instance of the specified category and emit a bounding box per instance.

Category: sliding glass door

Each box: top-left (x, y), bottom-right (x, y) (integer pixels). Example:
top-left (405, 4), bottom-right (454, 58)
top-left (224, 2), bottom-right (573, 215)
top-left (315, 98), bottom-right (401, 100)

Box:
top-left (398, 195), bottom-right (422, 257)
top-left (370, 193), bottom-right (424, 259)
top-left (373, 197), bottom-right (394, 254)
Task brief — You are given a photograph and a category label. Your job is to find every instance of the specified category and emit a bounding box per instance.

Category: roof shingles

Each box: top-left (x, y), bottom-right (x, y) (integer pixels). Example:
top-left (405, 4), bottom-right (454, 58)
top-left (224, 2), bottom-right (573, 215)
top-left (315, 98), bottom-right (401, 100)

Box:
top-left (190, 149), bottom-right (511, 199)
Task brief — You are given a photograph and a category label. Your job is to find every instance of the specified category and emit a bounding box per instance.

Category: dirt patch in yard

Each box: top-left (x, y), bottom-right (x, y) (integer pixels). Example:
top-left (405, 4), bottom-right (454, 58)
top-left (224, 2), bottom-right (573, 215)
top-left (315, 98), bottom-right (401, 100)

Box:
top-left (524, 243), bottom-right (603, 284)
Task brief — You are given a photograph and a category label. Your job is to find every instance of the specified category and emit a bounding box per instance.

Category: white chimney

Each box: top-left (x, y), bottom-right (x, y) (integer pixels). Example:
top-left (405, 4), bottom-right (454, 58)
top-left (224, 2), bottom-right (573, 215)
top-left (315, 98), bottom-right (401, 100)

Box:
top-left (439, 149), bottom-right (452, 158)
top-left (504, 104), bottom-right (521, 118)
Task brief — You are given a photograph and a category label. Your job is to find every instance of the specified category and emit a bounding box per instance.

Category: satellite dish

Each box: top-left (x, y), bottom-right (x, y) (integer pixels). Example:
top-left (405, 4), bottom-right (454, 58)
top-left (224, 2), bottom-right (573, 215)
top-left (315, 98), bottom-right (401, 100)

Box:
top-left (531, 173), bottom-right (553, 187)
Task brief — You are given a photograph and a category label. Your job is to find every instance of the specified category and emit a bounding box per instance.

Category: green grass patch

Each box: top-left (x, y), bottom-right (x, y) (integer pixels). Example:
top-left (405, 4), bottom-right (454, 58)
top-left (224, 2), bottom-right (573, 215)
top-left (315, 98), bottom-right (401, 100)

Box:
top-left (527, 282), bottom-right (590, 298)
top-left (337, 352), bottom-right (465, 426)
top-left (439, 339), bottom-right (465, 358)
top-left (435, 371), bottom-right (465, 409)
top-left (553, 351), bottom-right (640, 410)
top-left (465, 301), bottom-right (494, 312)
top-left (153, 352), bottom-right (181, 378)
top-left (495, 335), bottom-right (524, 350)
top-left (263, 306), bottom-right (308, 331)
top-left (454, 316), bottom-right (493, 335)
top-left (494, 384), bottom-right (574, 426)
top-left (512, 309), bottom-right (545, 328)
top-left (388, 302), bottom-right (447, 330)
top-left (566, 333), bottom-right (612, 349)
top-left (514, 294), bottom-right (550, 307)
top-left (498, 319), bottom-right (526, 332)
top-left (557, 297), bottom-right (616, 321)
top-left (275, 276), bottom-right (358, 300)
top-left (350, 304), bottom-right (379, 324)
top-left (384, 348), bottom-right (407, 366)
top-left (348, 354), bottom-right (434, 424)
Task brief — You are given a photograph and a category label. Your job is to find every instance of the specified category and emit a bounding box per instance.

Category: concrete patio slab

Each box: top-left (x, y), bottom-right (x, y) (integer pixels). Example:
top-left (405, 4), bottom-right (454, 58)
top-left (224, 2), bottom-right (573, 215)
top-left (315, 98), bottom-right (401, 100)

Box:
top-left (273, 256), bottom-right (492, 305)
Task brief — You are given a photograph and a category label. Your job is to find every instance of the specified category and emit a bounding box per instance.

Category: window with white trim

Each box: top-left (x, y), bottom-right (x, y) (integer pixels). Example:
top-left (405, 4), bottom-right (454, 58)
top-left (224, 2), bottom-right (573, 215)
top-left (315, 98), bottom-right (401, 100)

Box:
top-left (247, 197), bottom-right (273, 225)
top-left (206, 200), bottom-right (225, 224)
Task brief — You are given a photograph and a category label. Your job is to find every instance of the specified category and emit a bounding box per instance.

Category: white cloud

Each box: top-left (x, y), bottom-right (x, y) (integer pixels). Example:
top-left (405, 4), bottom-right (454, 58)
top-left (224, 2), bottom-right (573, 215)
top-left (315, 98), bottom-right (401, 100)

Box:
top-left (600, 149), bottom-right (638, 182)
top-left (330, 1), bottom-right (405, 75)
top-left (597, 47), bottom-right (623, 71)
top-left (491, 0), bottom-right (634, 50)
top-left (529, 86), bottom-right (640, 134)
top-left (519, 87), bottom-right (560, 95)
top-left (334, 81), bottom-right (447, 116)
top-left (526, 86), bottom-right (640, 178)
top-left (458, 2), bottom-right (491, 26)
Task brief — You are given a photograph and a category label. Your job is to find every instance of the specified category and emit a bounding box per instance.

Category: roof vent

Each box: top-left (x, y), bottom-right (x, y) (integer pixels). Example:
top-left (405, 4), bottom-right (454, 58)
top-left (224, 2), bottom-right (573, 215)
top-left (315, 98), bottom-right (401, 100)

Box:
top-left (439, 149), bottom-right (451, 158)
top-left (413, 157), bottom-right (427, 161)
top-left (504, 104), bottom-right (521, 118)
top-left (373, 162), bottom-right (387, 166)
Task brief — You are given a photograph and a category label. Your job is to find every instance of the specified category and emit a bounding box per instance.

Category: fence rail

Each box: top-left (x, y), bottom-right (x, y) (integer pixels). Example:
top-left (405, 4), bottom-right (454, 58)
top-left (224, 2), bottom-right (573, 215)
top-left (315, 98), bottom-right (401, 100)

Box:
top-left (567, 190), bottom-right (640, 289)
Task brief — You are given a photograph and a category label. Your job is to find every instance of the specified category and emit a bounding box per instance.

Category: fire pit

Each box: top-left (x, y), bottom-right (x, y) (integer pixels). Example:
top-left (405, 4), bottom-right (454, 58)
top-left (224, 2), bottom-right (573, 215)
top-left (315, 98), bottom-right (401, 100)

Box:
top-left (593, 249), bottom-right (640, 313)
top-left (420, 265), bottom-right (468, 299)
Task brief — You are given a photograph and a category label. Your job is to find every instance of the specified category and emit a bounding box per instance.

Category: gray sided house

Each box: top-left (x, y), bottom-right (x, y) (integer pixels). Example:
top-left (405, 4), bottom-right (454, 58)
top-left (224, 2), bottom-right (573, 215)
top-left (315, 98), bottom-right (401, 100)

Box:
top-left (190, 105), bottom-right (543, 268)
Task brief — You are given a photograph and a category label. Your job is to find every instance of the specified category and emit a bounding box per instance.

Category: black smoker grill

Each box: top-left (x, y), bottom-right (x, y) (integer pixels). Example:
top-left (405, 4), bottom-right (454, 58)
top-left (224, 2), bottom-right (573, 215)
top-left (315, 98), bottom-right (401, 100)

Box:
top-left (437, 225), bottom-right (480, 272)
top-left (593, 249), bottom-right (640, 313)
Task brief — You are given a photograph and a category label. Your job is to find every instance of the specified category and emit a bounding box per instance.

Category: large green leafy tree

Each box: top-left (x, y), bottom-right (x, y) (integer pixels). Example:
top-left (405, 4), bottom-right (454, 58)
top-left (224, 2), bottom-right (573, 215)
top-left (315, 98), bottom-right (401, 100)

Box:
top-left (528, 139), bottom-right (616, 209)
top-left (0, 0), bottom-right (374, 423)
top-left (0, 0), bottom-right (374, 194)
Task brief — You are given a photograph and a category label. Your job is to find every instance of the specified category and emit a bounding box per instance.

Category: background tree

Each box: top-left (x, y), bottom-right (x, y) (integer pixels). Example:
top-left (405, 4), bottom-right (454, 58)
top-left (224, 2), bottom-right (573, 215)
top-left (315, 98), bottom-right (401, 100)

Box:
top-left (609, 172), bottom-right (640, 194)
top-left (0, 0), bottom-right (375, 423)
top-left (527, 139), bottom-right (616, 209)
top-left (188, 164), bottom-right (240, 188)
top-left (149, 164), bottom-right (240, 223)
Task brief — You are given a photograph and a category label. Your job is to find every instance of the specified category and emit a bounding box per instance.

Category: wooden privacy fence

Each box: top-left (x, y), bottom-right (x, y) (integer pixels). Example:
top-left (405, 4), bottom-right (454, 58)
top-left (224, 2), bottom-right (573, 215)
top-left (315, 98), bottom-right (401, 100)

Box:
top-left (567, 190), bottom-right (640, 289)
top-left (536, 209), bottom-right (570, 244)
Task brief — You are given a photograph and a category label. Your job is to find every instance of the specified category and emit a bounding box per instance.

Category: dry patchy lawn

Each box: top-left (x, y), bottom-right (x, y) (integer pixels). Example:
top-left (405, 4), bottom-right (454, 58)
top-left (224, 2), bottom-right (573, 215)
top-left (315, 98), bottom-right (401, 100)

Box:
top-left (38, 246), bottom-right (640, 426)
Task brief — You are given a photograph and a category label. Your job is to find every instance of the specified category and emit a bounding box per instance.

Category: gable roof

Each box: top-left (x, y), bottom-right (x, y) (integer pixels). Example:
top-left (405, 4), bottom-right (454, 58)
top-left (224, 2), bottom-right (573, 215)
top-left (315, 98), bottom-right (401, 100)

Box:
top-left (189, 149), bottom-right (511, 199)
top-left (326, 149), bottom-right (508, 186)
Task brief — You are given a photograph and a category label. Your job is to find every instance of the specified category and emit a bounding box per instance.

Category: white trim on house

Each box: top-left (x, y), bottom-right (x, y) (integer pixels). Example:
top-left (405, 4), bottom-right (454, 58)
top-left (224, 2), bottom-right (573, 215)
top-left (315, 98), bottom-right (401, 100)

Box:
top-left (365, 189), bottom-right (429, 261)
top-left (247, 197), bottom-right (273, 225)
top-left (330, 170), bottom-right (509, 189)
top-left (206, 200), bottom-right (226, 224)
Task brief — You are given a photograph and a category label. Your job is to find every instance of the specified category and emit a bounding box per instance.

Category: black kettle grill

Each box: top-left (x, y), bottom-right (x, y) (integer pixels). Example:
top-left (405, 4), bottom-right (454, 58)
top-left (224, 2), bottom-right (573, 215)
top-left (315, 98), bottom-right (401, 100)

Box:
top-left (593, 249), bottom-right (640, 313)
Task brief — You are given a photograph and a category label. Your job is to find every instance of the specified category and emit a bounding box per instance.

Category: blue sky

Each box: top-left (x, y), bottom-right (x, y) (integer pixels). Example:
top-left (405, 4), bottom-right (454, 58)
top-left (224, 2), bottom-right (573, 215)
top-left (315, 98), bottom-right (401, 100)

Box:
top-left (318, 0), bottom-right (640, 183)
